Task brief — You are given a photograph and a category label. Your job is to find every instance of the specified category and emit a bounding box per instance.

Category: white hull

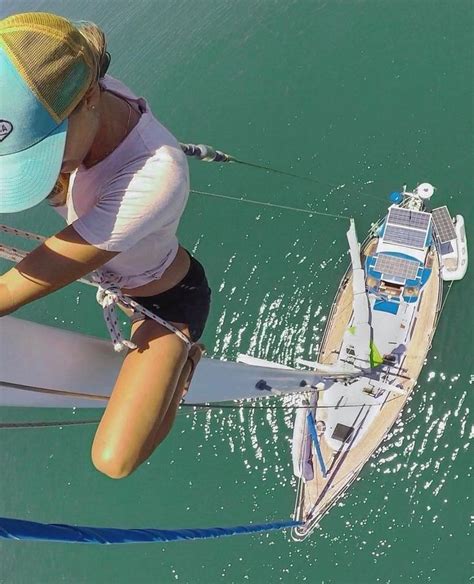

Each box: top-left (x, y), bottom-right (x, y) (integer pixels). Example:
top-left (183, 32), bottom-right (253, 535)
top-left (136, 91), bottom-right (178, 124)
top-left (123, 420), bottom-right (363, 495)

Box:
top-left (291, 194), bottom-right (457, 540)
top-left (440, 215), bottom-right (468, 281)
top-left (292, 247), bottom-right (442, 540)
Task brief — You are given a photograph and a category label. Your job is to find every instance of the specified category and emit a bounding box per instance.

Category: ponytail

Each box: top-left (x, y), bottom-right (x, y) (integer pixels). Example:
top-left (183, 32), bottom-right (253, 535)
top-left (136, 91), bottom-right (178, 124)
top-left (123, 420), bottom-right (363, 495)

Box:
top-left (46, 173), bottom-right (70, 207)
top-left (74, 20), bottom-right (110, 81)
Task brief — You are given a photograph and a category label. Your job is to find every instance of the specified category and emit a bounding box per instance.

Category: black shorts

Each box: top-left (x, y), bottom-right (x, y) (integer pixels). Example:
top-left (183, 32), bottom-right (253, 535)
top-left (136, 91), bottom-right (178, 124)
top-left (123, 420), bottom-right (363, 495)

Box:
top-left (129, 253), bottom-right (211, 343)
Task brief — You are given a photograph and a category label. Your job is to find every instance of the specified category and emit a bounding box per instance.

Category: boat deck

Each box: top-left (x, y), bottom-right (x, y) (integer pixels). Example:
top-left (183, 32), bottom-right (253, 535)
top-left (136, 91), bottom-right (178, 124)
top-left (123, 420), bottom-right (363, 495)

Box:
top-left (293, 246), bottom-right (441, 540)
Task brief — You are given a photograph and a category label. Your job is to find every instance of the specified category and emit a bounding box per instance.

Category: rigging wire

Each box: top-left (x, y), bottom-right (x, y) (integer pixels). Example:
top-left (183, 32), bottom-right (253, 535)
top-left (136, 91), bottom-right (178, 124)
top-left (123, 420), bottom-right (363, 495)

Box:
top-left (0, 419), bottom-right (102, 429)
top-left (180, 142), bottom-right (384, 201)
top-left (180, 396), bottom-right (404, 411)
top-left (438, 280), bottom-right (454, 318)
top-left (181, 141), bottom-right (474, 204)
top-left (190, 189), bottom-right (351, 220)
top-left (0, 395), bottom-right (404, 430)
top-left (231, 157), bottom-right (384, 201)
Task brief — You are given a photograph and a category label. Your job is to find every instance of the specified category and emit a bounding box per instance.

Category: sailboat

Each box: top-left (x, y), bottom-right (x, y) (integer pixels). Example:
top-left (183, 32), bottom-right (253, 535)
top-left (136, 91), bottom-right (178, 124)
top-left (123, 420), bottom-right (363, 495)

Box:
top-left (0, 181), bottom-right (468, 540)
top-left (291, 183), bottom-right (468, 540)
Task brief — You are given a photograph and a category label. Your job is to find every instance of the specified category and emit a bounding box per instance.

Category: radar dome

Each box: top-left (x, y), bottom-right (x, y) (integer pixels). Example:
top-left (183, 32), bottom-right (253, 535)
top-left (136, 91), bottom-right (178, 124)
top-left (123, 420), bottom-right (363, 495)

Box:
top-left (415, 183), bottom-right (435, 200)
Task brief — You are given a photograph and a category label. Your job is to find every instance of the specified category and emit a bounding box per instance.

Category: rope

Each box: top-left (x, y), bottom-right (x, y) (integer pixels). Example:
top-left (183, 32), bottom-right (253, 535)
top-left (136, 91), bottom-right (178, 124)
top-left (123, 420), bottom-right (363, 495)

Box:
top-left (0, 224), bottom-right (46, 242)
top-left (0, 516), bottom-right (301, 544)
top-left (94, 282), bottom-right (192, 352)
top-left (0, 243), bottom-right (28, 264)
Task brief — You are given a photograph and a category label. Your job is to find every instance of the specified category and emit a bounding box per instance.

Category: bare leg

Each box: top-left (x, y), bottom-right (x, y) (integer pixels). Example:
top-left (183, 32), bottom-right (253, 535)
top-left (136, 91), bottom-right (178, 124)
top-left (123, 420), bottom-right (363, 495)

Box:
top-left (91, 318), bottom-right (190, 479)
top-left (135, 343), bottom-right (203, 466)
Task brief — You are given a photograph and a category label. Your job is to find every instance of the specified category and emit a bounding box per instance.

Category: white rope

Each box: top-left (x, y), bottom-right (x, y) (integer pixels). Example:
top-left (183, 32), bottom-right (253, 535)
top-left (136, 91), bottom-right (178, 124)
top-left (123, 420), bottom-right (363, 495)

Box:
top-left (0, 243), bottom-right (28, 264)
top-left (94, 280), bottom-right (192, 352)
top-left (0, 224), bottom-right (46, 242)
top-left (0, 225), bottom-right (193, 351)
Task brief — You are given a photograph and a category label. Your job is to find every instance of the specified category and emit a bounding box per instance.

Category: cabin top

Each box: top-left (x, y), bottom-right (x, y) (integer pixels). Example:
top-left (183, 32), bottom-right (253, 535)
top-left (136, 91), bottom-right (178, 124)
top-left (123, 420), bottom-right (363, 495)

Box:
top-left (365, 206), bottom-right (433, 307)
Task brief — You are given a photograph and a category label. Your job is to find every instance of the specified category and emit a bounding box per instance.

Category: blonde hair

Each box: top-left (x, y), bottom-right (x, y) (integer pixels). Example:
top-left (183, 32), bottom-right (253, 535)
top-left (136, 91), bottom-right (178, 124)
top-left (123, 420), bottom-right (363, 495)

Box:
top-left (46, 173), bottom-right (71, 207)
top-left (74, 20), bottom-right (110, 83)
top-left (47, 20), bottom-right (110, 207)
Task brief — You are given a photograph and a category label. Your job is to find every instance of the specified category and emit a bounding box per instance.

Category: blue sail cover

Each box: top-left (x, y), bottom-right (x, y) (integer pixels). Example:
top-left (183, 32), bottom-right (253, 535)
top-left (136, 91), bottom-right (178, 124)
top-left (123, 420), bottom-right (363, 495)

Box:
top-left (0, 516), bottom-right (302, 544)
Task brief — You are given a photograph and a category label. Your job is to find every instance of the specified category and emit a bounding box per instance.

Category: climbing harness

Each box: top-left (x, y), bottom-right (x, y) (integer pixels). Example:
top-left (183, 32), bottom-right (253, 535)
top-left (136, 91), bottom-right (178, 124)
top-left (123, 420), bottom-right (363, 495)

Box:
top-left (94, 280), bottom-right (192, 351)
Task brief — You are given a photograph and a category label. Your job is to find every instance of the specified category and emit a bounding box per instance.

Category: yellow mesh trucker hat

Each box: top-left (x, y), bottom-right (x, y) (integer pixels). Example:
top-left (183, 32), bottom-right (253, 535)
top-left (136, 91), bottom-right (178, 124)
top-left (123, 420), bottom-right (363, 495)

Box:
top-left (0, 12), bottom-right (95, 213)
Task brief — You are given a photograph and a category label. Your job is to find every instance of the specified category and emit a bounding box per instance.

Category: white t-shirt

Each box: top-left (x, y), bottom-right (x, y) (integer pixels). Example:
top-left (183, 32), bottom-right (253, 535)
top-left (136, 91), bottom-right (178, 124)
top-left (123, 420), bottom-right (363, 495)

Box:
top-left (55, 75), bottom-right (189, 289)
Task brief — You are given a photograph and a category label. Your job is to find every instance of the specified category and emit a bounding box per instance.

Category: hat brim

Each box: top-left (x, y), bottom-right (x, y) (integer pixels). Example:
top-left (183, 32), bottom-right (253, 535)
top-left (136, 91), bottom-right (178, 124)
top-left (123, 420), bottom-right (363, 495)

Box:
top-left (0, 119), bottom-right (68, 214)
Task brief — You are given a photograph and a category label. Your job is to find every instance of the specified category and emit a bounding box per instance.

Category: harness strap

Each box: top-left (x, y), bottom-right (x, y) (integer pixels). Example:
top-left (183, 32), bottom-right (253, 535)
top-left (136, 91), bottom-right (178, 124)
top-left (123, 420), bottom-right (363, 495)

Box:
top-left (96, 284), bottom-right (193, 352)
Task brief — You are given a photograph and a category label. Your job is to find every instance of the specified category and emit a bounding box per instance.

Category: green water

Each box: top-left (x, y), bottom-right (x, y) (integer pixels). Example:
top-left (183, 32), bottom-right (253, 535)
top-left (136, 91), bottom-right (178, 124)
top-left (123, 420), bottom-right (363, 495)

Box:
top-left (1, 1), bottom-right (473, 583)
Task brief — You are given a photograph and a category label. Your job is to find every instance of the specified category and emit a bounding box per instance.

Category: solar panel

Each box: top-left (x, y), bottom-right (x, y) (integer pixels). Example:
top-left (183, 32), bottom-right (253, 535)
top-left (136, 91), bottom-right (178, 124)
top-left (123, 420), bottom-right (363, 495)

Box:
top-left (432, 206), bottom-right (456, 243)
top-left (374, 254), bottom-right (419, 280)
top-left (388, 207), bottom-right (431, 230)
top-left (383, 207), bottom-right (431, 249)
top-left (383, 224), bottom-right (428, 249)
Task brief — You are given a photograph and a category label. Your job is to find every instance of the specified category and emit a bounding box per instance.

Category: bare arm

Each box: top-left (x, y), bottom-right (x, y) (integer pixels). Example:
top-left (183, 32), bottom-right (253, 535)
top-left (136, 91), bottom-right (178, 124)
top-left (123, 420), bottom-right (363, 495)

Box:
top-left (0, 224), bottom-right (118, 316)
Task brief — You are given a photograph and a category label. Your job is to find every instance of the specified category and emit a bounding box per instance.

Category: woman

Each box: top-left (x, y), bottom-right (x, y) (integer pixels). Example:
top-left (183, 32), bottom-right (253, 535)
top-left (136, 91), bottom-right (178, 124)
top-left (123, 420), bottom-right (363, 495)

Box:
top-left (0, 12), bottom-right (211, 478)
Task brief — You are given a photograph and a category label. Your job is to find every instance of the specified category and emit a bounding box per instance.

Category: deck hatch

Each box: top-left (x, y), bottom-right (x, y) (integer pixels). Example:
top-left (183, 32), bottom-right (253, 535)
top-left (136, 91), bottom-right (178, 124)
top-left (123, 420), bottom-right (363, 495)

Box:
top-left (432, 206), bottom-right (456, 243)
top-left (331, 423), bottom-right (354, 443)
top-left (374, 255), bottom-right (419, 280)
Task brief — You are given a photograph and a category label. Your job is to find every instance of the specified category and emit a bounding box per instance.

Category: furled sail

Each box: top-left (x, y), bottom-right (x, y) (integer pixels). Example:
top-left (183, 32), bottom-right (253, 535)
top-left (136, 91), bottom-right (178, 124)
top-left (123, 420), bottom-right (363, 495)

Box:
top-left (339, 219), bottom-right (372, 370)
